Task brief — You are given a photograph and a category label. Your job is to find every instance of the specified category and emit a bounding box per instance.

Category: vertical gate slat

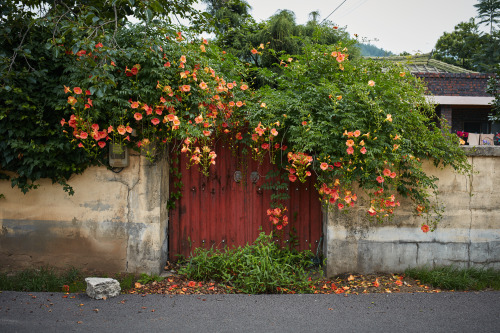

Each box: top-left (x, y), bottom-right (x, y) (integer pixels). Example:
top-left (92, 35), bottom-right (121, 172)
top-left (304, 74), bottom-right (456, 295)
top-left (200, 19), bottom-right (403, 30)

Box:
top-left (191, 162), bottom-right (199, 256)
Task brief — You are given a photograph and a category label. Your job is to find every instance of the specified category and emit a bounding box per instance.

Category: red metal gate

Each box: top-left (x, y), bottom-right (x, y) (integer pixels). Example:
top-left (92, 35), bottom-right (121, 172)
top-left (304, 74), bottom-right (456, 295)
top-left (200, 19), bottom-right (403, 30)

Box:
top-left (168, 140), bottom-right (323, 260)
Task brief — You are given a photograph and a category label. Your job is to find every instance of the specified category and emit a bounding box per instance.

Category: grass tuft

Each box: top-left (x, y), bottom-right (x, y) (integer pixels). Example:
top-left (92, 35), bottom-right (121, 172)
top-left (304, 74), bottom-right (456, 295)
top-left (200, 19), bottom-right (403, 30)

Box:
top-left (179, 232), bottom-right (318, 294)
top-left (405, 265), bottom-right (500, 291)
top-left (0, 267), bottom-right (137, 293)
top-left (0, 266), bottom-right (84, 292)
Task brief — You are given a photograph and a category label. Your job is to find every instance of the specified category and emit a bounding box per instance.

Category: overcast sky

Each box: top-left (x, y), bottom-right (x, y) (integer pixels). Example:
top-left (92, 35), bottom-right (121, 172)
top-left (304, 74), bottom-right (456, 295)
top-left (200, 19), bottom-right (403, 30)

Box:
top-left (242, 0), bottom-right (483, 55)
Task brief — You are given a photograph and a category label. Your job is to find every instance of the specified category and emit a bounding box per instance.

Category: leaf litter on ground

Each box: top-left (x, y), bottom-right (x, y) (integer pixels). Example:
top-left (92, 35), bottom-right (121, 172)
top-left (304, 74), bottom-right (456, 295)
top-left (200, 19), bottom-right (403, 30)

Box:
top-left (123, 262), bottom-right (444, 295)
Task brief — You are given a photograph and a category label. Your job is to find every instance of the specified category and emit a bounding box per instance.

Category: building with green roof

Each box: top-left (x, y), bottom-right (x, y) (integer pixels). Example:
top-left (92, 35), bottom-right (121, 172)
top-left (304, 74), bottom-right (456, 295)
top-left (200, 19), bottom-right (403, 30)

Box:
top-left (371, 53), bottom-right (496, 135)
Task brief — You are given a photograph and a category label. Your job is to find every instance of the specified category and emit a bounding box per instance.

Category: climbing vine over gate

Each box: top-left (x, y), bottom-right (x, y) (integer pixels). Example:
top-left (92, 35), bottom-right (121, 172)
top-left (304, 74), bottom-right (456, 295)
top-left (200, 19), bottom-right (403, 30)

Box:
top-left (2, 2), bottom-right (470, 232)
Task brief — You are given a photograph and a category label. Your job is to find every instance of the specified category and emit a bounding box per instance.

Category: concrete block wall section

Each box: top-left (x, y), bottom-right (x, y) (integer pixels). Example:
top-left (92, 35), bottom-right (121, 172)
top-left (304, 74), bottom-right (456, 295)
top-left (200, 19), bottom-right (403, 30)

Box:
top-left (1, 147), bottom-right (499, 276)
top-left (324, 152), bottom-right (500, 277)
top-left (0, 153), bottom-right (169, 275)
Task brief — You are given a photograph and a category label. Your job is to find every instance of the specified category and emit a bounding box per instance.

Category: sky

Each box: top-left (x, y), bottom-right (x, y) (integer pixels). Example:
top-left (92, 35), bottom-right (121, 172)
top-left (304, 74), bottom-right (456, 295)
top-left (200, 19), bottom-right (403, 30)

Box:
top-left (240, 0), bottom-right (483, 55)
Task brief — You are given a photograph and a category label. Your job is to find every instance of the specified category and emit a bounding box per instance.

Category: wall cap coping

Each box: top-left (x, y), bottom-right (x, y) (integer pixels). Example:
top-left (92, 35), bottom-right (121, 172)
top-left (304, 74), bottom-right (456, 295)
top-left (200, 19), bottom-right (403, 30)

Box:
top-left (461, 145), bottom-right (500, 156)
top-left (425, 95), bottom-right (493, 105)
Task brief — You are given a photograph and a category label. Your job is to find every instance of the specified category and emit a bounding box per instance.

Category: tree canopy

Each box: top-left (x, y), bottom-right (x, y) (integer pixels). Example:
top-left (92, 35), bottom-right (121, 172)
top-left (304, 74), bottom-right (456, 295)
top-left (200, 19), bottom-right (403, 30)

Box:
top-left (474, 0), bottom-right (500, 34)
top-left (433, 19), bottom-right (484, 70)
top-left (433, 1), bottom-right (500, 72)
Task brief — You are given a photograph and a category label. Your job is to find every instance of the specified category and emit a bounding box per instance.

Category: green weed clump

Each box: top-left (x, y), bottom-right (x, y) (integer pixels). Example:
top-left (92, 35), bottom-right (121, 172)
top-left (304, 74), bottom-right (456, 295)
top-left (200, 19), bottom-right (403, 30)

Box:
top-left (0, 266), bottom-right (84, 292)
top-left (405, 266), bottom-right (500, 291)
top-left (137, 273), bottom-right (165, 285)
top-left (0, 267), bottom-right (138, 293)
top-left (179, 232), bottom-right (318, 294)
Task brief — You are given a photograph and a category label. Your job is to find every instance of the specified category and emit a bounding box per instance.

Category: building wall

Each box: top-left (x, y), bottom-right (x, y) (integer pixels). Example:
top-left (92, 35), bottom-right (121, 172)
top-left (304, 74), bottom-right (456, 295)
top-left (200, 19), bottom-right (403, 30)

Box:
top-left (0, 153), bottom-right (169, 275)
top-left (415, 73), bottom-right (493, 96)
top-left (324, 147), bottom-right (500, 276)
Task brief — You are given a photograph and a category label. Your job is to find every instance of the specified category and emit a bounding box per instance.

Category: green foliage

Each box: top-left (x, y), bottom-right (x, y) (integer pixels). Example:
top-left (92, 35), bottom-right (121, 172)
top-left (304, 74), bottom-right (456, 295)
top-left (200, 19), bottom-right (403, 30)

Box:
top-left (0, 3), bottom-right (95, 194)
top-left (433, 1), bottom-right (500, 72)
top-left (253, 13), bottom-right (356, 69)
top-left (59, 20), bottom-right (253, 176)
top-left (179, 232), bottom-right (318, 294)
top-left (0, 266), bottom-right (139, 292)
top-left (0, 266), bottom-right (84, 292)
top-left (474, 0), bottom-right (500, 34)
top-left (1, 0), bottom-right (471, 228)
top-left (118, 273), bottom-right (136, 290)
top-left (137, 273), bottom-right (165, 285)
top-left (166, 154), bottom-right (184, 210)
top-left (0, 0), bottom-right (213, 194)
top-left (261, 169), bottom-right (290, 207)
top-left (487, 67), bottom-right (500, 122)
top-left (247, 41), bottom-right (470, 223)
top-left (202, 0), bottom-right (251, 34)
top-left (405, 265), bottom-right (500, 291)
top-left (433, 19), bottom-right (483, 70)
top-left (0, 0), bottom-right (207, 194)
top-left (206, 5), bottom-right (355, 71)
top-left (472, 31), bottom-right (500, 72)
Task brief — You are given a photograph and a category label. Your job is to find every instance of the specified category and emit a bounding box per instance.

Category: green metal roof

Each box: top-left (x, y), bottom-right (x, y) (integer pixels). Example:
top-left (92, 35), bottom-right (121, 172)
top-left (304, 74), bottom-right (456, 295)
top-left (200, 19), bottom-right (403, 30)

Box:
top-left (368, 53), bottom-right (478, 74)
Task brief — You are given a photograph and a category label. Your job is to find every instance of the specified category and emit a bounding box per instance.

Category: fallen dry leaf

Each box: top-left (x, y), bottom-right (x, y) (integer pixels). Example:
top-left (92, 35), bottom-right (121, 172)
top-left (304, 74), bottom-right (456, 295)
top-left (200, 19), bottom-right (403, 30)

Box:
top-left (122, 263), bottom-right (442, 296)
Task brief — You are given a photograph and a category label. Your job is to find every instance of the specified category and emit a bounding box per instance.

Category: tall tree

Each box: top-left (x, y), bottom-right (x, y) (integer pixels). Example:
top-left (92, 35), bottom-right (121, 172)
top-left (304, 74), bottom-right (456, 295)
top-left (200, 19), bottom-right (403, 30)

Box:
top-left (474, 0), bottom-right (500, 34)
top-left (472, 30), bottom-right (500, 72)
top-left (263, 10), bottom-right (301, 56)
top-left (433, 19), bottom-right (483, 70)
top-left (202, 0), bottom-right (251, 34)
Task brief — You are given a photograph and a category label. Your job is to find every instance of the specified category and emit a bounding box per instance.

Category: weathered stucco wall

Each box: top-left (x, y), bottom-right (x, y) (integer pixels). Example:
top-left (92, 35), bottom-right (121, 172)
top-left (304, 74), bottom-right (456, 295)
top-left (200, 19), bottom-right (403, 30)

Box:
top-left (2, 146), bottom-right (499, 277)
top-left (0, 152), bottom-right (169, 275)
top-left (325, 148), bottom-right (500, 277)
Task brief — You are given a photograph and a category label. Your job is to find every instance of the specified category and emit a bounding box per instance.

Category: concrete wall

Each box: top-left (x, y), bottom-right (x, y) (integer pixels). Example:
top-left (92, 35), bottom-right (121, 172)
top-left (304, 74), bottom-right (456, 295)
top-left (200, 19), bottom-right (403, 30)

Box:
top-left (324, 147), bottom-right (500, 277)
top-left (2, 146), bottom-right (499, 277)
top-left (0, 152), bottom-right (169, 275)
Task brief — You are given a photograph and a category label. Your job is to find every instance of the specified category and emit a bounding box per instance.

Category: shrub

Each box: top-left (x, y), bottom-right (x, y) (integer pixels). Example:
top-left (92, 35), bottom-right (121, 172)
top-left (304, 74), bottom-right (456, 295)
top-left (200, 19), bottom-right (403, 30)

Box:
top-left (180, 232), bottom-right (318, 294)
top-left (405, 265), bottom-right (500, 290)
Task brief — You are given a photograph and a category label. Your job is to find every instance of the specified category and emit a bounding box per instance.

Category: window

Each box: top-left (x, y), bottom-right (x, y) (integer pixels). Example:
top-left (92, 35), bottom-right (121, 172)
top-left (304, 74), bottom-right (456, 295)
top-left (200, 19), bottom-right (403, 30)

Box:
top-left (464, 121), bottom-right (490, 134)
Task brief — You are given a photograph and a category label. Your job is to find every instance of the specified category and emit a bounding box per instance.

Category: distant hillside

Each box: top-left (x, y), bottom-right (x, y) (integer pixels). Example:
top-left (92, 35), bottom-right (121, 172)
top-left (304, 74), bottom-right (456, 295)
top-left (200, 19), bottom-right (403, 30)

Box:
top-left (357, 43), bottom-right (394, 57)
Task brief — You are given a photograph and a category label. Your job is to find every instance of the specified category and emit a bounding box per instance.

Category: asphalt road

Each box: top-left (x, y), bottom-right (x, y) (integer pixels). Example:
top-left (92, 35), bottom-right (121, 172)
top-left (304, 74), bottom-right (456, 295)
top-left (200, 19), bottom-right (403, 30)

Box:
top-left (1, 291), bottom-right (499, 332)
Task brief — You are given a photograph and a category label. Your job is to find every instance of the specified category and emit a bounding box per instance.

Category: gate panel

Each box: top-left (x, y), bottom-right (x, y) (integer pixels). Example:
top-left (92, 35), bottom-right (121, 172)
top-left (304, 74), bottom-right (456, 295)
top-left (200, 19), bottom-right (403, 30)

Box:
top-left (168, 140), bottom-right (322, 260)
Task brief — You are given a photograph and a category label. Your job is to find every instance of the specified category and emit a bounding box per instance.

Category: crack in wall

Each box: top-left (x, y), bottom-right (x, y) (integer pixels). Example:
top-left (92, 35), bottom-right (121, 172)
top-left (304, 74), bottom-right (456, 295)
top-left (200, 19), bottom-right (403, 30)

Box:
top-left (126, 160), bottom-right (141, 225)
top-left (416, 242), bottom-right (419, 266)
top-left (110, 158), bottom-right (141, 225)
top-left (468, 157), bottom-right (473, 268)
top-left (108, 156), bottom-right (142, 273)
